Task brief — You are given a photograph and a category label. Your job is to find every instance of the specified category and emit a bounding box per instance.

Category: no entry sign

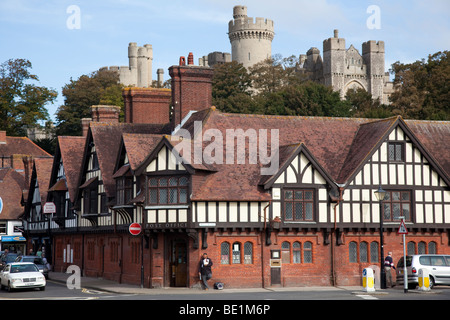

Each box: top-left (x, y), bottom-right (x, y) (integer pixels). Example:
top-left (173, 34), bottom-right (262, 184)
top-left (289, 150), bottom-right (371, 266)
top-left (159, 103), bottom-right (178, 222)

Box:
top-left (129, 223), bottom-right (142, 236)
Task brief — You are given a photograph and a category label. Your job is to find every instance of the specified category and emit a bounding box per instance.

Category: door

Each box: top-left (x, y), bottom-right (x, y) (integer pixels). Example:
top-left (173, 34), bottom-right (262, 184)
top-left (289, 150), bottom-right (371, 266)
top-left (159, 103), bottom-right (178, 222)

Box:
top-left (430, 255), bottom-right (449, 284)
top-left (170, 240), bottom-right (187, 287)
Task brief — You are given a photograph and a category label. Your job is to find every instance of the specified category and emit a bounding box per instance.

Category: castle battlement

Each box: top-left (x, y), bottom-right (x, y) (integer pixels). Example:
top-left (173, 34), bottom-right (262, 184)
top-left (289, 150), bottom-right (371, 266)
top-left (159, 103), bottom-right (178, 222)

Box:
top-left (228, 5), bottom-right (274, 69)
top-left (362, 40), bottom-right (385, 54)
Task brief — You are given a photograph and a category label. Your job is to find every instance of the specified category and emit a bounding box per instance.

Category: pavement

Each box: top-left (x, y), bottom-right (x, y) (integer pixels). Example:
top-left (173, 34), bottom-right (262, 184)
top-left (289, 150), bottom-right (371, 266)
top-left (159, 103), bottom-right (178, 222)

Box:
top-left (47, 271), bottom-right (439, 296)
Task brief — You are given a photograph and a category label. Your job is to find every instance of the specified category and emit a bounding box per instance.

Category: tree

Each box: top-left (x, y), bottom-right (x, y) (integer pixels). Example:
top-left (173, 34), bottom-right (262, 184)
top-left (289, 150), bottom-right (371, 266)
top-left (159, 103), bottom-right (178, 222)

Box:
top-left (212, 61), bottom-right (253, 113)
top-left (389, 51), bottom-right (449, 120)
top-left (55, 69), bottom-right (123, 136)
top-left (0, 59), bottom-right (57, 136)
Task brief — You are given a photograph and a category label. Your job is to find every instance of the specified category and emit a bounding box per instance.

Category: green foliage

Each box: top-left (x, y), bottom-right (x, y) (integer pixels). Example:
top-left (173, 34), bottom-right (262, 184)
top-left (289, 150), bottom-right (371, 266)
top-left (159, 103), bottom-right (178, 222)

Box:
top-left (390, 51), bottom-right (449, 120)
top-left (56, 69), bottom-right (123, 136)
top-left (0, 59), bottom-right (57, 136)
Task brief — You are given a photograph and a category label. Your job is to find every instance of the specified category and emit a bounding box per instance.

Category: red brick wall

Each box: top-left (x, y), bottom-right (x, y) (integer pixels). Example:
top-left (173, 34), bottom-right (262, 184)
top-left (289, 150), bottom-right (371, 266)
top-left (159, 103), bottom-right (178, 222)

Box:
top-left (122, 88), bottom-right (171, 124)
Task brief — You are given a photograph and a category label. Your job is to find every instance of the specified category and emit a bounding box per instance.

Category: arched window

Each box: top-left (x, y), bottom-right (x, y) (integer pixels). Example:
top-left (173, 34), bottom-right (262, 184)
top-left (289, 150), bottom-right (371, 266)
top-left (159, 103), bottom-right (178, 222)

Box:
top-left (418, 241), bottom-right (426, 254)
top-left (428, 241), bottom-right (437, 254)
top-left (407, 241), bottom-right (416, 255)
top-left (221, 242), bottom-right (230, 264)
top-left (370, 241), bottom-right (379, 263)
top-left (360, 242), bottom-right (368, 263)
top-left (349, 242), bottom-right (357, 263)
top-left (293, 242), bottom-right (301, 264)
top-left (281, 241), bottom-right (290, 264)
top-left (304, 241), bottom-right (313, 263)
top-left (232, 242), bottom-right (241, 264)
top-left (244, 242), bottom-right (253, 264)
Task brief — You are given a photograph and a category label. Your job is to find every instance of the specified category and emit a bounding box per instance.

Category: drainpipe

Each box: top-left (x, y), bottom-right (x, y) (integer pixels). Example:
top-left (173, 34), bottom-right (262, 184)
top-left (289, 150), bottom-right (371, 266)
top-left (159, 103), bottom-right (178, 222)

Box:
top-left (331, 187), bottom-right (343, 287)
top-left (261, 201), bottom-right (271, 288)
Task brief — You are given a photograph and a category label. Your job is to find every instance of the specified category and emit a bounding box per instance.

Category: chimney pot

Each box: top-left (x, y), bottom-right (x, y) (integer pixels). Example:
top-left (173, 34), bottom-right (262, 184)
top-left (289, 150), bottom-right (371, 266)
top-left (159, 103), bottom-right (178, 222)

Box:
top-left (179, 56), bottom-right (186, 66)
top-left (188, 52), bottom-right (194, 65)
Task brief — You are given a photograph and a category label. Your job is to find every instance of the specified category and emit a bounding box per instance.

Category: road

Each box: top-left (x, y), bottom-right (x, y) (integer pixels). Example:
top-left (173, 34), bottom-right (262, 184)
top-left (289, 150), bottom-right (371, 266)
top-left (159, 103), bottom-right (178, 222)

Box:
top-left (0, 279), bottom-right (448, 301)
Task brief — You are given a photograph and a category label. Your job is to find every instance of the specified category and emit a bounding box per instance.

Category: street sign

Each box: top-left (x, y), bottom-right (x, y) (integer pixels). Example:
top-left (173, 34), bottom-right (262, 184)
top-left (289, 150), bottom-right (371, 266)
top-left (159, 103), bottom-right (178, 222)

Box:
top-left (398, 219), bottom-right (408, 234)
top-left (129, 223), bottom-right (142, 236)
top-left (43, 202), bottom-right (56, 214)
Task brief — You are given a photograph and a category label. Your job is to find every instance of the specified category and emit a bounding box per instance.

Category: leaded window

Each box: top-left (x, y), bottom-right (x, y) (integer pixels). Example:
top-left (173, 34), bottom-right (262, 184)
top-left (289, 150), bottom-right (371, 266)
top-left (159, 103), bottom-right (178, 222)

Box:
top-left (281, 241), bottom-right (290, 264)
top-left (244, 242), bottom-right (253, 264)
top-left (360, 242), bottom-right (368, 263)
top-left (304, 241), bottom-right (312, 263)
top-left (148, 176), bottom-right (189, 205)
top-left (284, 189), bottom-right (314, 221)
top-left (293, 242), bottom-right (301, 264)
top-left (221, 242), bottom-right (230, 264)
top-left (382, 191), bottom-right (411, 221)
top-left (349, 242), bottom-right (357, 263)
top-left (232, 242), bottom-right (241, 264)
top-left (370, 241), bottom-right (379, 263)
top-left (388, 142), bottom-right (404, 162)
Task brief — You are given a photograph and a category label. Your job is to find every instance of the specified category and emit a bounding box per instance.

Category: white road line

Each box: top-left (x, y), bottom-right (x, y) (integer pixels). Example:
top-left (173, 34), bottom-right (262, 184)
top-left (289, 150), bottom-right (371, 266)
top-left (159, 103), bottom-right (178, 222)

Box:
top-left (355, 294), bottom-right (379, 300)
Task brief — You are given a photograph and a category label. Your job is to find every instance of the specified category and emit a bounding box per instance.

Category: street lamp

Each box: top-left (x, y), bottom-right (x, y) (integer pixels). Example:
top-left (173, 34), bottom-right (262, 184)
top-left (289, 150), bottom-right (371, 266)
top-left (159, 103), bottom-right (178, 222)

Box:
top-left (374, 185), bottom-right (387, 289)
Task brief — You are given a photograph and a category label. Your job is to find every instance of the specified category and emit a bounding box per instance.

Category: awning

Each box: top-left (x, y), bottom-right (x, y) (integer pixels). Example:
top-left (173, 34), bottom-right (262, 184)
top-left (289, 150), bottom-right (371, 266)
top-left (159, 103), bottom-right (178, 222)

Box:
top-left (0, 236), bottom-right (26, 242)
top-left (48, 178), bottom-right (68, 192)
top-left (79, 176), bottom-right (98, 189)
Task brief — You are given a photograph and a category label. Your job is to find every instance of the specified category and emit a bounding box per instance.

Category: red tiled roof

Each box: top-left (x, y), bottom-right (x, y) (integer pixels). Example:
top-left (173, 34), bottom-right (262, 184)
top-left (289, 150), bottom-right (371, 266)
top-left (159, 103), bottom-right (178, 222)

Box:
top-left (0, 168), bottom-right (27, 220)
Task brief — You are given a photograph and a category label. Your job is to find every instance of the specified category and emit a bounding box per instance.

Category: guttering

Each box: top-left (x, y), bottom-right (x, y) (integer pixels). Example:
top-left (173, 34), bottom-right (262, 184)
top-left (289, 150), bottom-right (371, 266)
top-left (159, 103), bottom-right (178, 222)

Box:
top-left (331, 186), bottom-right (344, 287)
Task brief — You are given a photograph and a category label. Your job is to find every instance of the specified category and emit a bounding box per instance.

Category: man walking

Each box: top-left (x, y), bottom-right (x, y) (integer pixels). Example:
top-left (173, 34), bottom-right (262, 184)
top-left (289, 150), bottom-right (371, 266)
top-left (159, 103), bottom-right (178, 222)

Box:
top-left (384, 252), bottom-right (396, 287)
top-left (198, 253), bottom-right (213, 290)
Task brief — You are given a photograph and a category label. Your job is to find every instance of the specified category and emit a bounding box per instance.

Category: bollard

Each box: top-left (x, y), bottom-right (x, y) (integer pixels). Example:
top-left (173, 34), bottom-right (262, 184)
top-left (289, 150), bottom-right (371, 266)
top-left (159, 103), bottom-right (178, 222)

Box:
top-left (418, 268), bottom-right (431, 291)
top-left (362, 268), bottom-right (376, 292)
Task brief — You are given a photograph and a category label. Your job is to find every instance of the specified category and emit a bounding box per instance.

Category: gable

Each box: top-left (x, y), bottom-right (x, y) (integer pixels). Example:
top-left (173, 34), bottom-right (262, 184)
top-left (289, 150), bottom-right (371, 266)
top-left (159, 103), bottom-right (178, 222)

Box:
top-left (349, 124), bottom-right (449, 188)
top-left (145, 145), bottom-right (187, 173)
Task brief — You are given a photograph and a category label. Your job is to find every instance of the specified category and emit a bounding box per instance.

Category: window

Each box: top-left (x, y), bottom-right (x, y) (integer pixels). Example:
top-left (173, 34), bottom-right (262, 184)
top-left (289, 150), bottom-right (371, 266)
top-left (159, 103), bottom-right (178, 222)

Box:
top-left (382, 191), bottom-right (411, 221)
top-left (84, 187), bottom-right (98, 214)
top-left (388, 142), bottom-right (404, 162)
top-left (370, 242), bottom-right (379, 263)
top-left (244, 242), bottom-right (253, 264)
top-left (407, 241), bottom-right (416, 255)
top-left (284, 189), bottom-right (314, 221)
top-left (304, 241), bottom-right (312, 263)
top-left (428, 242), bottom-right (437, 254)
top-left (116, 177), bottom-right (133, 205)
top-left (0, 222), bottom-right (6, 234)
top-left (293, 242), bottom-right (301, 264)
top-left (148, 176), bottom-right (188, 205)
top-left (232, 242), bottom-right (241, 264)
top-left (349, 241), bottom-right (376, 263)
top-left (221, 242), bottom-right (230, 264)
top-left (281, 242), bottom-right (290, 264)
top-left (360, 242), bottom-right (368, 263)
top-left (418, 241), bottom-right (426, 254)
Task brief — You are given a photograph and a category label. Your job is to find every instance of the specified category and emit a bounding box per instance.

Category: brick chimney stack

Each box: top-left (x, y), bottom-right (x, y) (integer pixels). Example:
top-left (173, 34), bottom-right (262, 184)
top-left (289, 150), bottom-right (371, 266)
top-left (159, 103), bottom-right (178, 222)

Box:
top-left (0, 131), bottom-right (6, 144)
top-left (169, 53), bottom-right (214, 130)
top-left (91, 105), bottom-right (120, 123)
top-left (122, 88), bottom-right (171, 124)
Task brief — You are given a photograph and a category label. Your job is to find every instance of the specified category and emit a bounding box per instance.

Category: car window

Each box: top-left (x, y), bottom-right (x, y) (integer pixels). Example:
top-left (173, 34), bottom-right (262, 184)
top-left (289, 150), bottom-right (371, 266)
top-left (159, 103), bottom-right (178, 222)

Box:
top-left (445, 256), bottom-right (450, 266)
top-left (397, 256), bottom-right (412, 268)
top-left (431, 256), bottom-right (445, 266)
top-left (10, 264), bottom-right (39, 273)
top-left (3, 265), bottom-right (10, 272)
top-left (419, 256), bottom-right (431, 266)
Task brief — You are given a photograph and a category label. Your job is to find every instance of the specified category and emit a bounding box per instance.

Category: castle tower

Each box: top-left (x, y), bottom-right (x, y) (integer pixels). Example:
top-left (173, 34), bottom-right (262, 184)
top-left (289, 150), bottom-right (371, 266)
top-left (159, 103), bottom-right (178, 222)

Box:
top-left (322, 29), bottom-right (346, 94)
top-left (228, 5), bottom-right (275, 69)
top-left (362, 40), bottom-right (385, 102)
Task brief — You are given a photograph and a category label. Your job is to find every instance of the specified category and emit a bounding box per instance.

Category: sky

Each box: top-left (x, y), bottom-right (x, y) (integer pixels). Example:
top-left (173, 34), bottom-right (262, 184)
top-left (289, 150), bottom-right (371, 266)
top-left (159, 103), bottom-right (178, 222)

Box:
top-left (0, 0), bottom-right (449, 121)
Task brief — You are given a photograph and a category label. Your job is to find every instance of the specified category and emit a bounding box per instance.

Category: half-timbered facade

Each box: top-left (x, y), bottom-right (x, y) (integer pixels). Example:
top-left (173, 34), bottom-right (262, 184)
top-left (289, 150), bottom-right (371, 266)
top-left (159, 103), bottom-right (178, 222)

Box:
top-left (21, 60), bottom-right (450, 289)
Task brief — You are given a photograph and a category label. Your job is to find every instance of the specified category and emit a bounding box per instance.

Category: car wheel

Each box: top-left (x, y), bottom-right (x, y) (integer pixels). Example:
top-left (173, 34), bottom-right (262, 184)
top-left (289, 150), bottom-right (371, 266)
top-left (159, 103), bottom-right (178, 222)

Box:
top-left (39, 286), bottom-right (45, 291)
top-left (429, 276), bottom-right (435, 289)
top-left (7, 281), bottom-right (13, 292)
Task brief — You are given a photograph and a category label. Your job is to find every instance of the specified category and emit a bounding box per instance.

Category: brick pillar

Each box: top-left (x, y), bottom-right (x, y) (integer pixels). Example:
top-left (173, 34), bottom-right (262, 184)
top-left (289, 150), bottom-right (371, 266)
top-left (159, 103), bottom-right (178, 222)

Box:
top-left (169, 57), bottom-right (214, 130)
top-left (122, 88), bottom-right (171, 124)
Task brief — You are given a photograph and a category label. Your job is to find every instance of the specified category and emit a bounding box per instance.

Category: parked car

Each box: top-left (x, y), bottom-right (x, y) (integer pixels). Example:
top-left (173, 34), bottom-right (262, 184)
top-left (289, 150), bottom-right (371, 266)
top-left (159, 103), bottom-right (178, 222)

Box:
top-left (396, 254), bottom-right (450, 289)
top-left (0, 262), bottom-right (46, 291)
top-left (15, 255), bottom-right (49, 279)
top-left (0, 253), bottom-right (19, 271)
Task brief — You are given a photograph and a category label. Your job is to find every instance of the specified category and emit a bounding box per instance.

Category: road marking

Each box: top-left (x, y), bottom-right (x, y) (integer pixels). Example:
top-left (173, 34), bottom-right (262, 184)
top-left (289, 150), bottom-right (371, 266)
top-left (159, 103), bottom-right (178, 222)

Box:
top-left (356, 294), bottom-right (378, 300)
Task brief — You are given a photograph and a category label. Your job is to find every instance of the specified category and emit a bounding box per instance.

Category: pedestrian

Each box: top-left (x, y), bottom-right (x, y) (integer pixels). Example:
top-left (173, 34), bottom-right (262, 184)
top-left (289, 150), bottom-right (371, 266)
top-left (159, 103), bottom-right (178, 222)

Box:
top-left (28, 248), bottom-right (35, 255)
top-left (384, 251), bottom-right (396, 287)
top-left (198, 253), bottom-right (213, 290)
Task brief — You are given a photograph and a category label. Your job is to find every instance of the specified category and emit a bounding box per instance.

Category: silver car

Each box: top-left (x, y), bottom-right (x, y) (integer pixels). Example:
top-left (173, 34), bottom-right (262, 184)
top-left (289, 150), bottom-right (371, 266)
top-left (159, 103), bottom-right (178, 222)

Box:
top-left (396, 254), bottom-right (450, 289)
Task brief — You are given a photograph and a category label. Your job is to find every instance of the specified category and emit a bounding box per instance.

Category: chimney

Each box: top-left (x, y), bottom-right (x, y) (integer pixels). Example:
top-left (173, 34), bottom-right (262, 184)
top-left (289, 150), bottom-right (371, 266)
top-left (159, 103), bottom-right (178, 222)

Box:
top-left (187, 52), bottom-right (194, 65)
top-left (169, 53), bottom-right (214, 130)
top-left (81, 118), bottom-right (91, 137)
top-left (122, 88), bottom-right (171, 124)
top-left (0, 131), bottom-right (6, 144)
top-left (91, 105), bottom-right (120, 123)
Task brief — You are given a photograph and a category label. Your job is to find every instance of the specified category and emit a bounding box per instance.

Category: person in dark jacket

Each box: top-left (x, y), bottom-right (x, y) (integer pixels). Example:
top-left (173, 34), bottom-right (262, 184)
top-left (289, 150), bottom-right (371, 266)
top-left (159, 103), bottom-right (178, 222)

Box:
top-left (198, 253), bottom-right (213, 290)
top-left (384, 252), bottom-right (396, 287)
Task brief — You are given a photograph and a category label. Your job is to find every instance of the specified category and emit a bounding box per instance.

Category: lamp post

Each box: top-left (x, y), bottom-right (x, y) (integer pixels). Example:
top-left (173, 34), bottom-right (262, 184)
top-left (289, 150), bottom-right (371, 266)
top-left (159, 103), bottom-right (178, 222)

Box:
top-left (374, 185), bottom-right (387, 289)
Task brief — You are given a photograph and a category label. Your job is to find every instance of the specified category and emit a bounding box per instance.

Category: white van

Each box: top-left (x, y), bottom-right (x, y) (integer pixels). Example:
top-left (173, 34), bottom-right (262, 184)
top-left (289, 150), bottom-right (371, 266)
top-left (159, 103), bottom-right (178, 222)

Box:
top-left (396, 254), bottom-right (450, 289)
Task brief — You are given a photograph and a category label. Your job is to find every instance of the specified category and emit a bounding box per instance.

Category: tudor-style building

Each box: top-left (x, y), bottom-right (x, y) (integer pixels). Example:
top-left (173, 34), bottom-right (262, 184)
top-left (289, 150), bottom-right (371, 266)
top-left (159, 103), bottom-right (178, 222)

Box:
top-left (22, 57), bottom-right (450, 289)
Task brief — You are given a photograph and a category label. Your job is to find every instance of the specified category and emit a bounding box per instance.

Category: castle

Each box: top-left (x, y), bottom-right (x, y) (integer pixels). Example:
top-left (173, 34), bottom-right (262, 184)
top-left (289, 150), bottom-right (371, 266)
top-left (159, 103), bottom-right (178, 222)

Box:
top-left (298, 29), bottom-right (394, 104)
top-left (103, 5), bottom-right (393, 104)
